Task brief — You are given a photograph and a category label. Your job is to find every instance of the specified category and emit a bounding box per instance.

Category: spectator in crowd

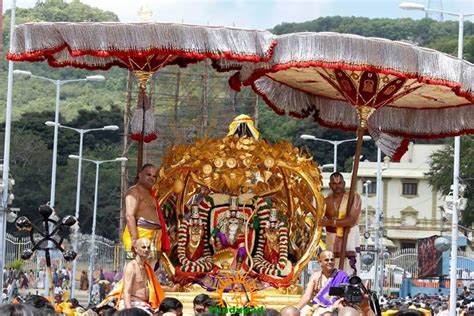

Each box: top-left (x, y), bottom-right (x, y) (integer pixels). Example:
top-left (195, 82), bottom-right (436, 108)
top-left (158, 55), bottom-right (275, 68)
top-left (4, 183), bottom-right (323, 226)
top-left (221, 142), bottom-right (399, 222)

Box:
top-left (114, 307), bottom-right (150, 315)
top-left (27, 270), bottom-right (35, 289)
top-left (158, 297), bottom-right (184, 316)
top-left (0, 303), bottom-right (36, 316)
top-left (193, 294), bottom-right (211, 315)
top-left (280, 306), bottom-right (300, 316)
top-left (23, 294), bottom-right (56, 315)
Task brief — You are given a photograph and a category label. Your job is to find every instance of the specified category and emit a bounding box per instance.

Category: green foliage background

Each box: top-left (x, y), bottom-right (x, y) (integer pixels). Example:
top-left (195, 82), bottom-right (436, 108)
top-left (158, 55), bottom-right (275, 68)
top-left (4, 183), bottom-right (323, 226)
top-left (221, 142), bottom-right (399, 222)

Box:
top-left (1, 0), bottom-right (473, 237)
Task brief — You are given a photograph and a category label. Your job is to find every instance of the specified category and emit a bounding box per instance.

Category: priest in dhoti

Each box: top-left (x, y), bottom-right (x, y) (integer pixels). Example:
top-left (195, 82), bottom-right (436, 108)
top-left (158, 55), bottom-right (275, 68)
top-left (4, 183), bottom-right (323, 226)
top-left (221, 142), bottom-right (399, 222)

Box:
top-left (122, 164), bottom-right (171, 268)
top-left (319, 172), bottom-right (361, 275)
top-left (97, 238), bottom-right (165, 314)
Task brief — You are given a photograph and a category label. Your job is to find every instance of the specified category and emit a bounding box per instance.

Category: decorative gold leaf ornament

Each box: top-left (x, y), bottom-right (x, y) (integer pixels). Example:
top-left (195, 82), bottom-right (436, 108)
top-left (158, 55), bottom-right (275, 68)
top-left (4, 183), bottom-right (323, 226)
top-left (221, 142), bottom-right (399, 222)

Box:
top-left (202, 164), bottom-right (212, 175)
top-left (226, 158), bottom-right (237, 168)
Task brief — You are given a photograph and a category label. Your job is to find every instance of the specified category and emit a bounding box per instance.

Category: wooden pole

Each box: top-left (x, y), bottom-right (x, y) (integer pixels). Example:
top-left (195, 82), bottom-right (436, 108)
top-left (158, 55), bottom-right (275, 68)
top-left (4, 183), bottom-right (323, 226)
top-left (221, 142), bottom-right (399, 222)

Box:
top-left (201, 61), bottom-right (209, 135)
top-left (119, 71), bottom-right (133, 241)
top-left (173, 69), bottom-right (181, 142)
top-left (254, 95), bottom-right (259, 129)
top-left (338, 126), bottom-right (364, 270)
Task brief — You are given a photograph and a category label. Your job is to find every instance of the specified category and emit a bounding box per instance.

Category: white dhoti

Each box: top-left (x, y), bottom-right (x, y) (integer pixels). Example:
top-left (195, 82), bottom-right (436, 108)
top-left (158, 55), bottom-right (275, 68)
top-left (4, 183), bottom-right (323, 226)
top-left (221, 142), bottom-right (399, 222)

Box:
top-left (118, 300), bottom-right (154, 315)
top-left (326, 225), bottom-right (360, 275)
top-left (300, 304), bottom-right (334, 316)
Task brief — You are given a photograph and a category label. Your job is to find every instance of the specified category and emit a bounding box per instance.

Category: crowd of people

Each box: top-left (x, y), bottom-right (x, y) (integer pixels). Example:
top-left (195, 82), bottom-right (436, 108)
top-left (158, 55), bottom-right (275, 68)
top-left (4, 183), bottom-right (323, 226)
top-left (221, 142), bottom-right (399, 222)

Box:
top-left (377, 288), bottom-right (474, 315)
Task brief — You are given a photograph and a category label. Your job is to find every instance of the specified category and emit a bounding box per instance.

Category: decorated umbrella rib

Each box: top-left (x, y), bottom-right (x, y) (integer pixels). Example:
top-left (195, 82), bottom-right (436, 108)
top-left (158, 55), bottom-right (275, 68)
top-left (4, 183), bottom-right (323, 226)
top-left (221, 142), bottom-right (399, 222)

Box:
top-left (235, 31), bottom-right (474, 269)
top-left (7, 21), bottom-right (276, 172)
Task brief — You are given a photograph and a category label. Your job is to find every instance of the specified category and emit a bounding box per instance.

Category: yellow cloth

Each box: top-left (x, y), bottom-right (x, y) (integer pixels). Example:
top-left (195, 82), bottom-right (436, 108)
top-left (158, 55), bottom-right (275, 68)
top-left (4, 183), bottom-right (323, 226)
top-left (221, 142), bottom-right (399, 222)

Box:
top-left (99, 261), bottom-right (165, 310)
top-left (335, 193), bottom-right (349, 237)
top-left (416, 308), bottom-right (432, 316)
top-left (123, 225), bottom-right (162, 260)
top-left (227, 114), bottom-right (259, 139)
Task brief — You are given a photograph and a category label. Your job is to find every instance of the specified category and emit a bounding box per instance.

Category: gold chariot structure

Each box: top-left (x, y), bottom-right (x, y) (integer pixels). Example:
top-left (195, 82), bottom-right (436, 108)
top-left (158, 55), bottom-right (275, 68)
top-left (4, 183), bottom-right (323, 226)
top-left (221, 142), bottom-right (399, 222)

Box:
top-left (152, 115), bottom-right (325, 310)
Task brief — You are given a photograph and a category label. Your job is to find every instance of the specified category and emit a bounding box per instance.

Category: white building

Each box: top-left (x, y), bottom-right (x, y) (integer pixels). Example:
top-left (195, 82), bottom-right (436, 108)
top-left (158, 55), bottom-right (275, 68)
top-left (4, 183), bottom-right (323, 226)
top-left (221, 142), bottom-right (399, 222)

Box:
top-left (321, 143), bottom-right (450, 252)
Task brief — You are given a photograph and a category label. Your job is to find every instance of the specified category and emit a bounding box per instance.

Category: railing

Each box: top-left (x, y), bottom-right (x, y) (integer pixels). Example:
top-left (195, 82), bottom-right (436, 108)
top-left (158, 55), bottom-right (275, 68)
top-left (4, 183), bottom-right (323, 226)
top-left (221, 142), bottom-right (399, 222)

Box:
top-left (4, 233), bottom-right (123, 285)
top-left (361, 248), bottom-right (474, 294)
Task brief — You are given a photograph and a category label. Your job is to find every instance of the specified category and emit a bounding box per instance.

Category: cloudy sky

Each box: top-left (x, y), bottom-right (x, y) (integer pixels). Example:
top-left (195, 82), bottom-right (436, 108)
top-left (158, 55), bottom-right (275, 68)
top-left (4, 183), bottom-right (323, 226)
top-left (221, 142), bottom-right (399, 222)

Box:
top-left (4, 0), bottom-right (474, 30)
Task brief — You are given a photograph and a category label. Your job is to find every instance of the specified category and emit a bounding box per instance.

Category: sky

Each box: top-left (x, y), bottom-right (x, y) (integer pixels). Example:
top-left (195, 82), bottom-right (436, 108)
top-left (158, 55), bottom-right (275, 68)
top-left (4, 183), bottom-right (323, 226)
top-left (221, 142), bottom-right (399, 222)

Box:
top-left (4, 0), bottom-right (474, 30)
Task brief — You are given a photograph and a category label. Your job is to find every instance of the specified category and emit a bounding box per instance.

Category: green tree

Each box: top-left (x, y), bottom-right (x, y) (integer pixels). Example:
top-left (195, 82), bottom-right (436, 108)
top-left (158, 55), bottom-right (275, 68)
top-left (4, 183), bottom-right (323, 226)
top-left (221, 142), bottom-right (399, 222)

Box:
top-left (427, 136), bottom-right (474, 226)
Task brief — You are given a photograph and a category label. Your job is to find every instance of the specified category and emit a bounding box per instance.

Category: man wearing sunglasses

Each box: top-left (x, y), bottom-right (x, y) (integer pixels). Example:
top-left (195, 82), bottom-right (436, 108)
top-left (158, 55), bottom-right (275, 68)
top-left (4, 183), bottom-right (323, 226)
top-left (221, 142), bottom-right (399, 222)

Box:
top-left (296, 250), bottom-right (349, 316)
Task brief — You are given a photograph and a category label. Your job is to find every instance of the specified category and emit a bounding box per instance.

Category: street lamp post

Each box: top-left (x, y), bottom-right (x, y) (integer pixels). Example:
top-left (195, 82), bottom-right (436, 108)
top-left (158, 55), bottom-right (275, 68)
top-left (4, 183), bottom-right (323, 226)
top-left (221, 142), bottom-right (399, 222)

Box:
top-left (13, 70), bottom-right (105, 208)
top-left (363, 180), bottom-right (372, 243)
top-left (373, 147), bottom-right (383, 295)
top-left (300, 134), bottom-right (371, 172)
top-left (46, 122), bottom-right (119, 297)
top-left (1, 0), bottom-right (17, 295)
top-left (15, 204), bottom-right (77, 301)
top-left (399, 4), bottom-right (474, 313)
top-left (69, 155), bottom-right (127, 303)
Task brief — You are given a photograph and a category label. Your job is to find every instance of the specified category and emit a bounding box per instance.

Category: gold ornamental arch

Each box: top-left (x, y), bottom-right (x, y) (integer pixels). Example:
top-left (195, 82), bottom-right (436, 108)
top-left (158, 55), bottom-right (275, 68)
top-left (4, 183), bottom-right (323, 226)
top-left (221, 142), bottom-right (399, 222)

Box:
top-left (154, 133), bottom-right (325, 283)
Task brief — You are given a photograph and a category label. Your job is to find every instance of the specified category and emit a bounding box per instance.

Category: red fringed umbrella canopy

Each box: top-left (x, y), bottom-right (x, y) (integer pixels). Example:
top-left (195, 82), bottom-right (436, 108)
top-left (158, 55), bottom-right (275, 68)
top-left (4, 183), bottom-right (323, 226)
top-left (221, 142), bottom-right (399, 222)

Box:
top-left (7, 21), bottom-right (276, 170)
top-left (234, 31), bottom-right (474, 268)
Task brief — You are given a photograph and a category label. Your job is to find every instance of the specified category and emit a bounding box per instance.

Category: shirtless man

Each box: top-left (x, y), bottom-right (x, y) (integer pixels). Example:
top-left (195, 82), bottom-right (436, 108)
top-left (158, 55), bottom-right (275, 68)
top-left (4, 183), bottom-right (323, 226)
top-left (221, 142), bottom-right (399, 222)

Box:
top-left (121, 238), bottom-right (164, 314)
top-left (297, 250), bottom-right (348, 316)
top-left (123, 164), bottom-right (170, 265)
top-left (319, 172), bottom-right (361, 274)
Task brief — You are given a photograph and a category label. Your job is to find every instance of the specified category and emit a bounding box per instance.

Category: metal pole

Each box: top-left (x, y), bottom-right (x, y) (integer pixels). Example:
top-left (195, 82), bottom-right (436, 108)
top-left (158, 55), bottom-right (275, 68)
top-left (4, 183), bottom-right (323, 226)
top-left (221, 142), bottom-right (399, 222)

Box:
top-left (333, 142), bottom-right (338, 173)
top-left (365, 185), bottom-right (369, 238)
top-left (50, 81), bottom-right (61, 207)
top-left (71, 130), bottom-right (84, 298)
top-left (373, 147), bottom-right (382, 295)
top-left (88, 162), bottom-right (100, 303)
top-left (449, 14), bottom-right (464, 315)
top-left (0, 0), bottom-right (16, 295)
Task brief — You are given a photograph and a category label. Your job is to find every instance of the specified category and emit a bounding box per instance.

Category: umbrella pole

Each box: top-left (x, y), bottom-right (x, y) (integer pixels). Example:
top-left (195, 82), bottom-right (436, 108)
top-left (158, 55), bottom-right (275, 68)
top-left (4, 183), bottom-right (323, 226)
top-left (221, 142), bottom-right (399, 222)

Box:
top-left (133, 71), bottom-right (154, 175)
top-left (137, 140), bottom-right (144, 175)
top-left (338, 106), bottom-right (373, 271)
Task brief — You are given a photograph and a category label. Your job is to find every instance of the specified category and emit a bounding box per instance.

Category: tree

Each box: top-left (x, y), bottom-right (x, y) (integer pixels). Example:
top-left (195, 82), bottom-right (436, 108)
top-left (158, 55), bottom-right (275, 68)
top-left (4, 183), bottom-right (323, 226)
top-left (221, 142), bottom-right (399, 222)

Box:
top-left (427, 136), bottom-right (474, 226)
top-left (0, 107), bottom-right (124, 237)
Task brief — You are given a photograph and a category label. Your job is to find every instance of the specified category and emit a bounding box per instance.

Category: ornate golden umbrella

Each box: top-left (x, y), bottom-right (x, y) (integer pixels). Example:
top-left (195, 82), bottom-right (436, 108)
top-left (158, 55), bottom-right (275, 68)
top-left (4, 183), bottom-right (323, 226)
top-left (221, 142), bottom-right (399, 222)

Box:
top-left (7, 21), bottom-right (276, 172)
top-left (232, 31), bottom-right (474, 268)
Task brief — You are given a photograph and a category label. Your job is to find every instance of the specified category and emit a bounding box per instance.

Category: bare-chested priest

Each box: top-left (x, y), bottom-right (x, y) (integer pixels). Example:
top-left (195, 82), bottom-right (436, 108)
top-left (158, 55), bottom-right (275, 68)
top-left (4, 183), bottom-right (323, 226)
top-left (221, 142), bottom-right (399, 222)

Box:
top-left (123, 164), bottom-right (170, 267)
top-left (319, 172), bottom-right (361, 274)
top-left (120, 238), bottom-right (165, 314)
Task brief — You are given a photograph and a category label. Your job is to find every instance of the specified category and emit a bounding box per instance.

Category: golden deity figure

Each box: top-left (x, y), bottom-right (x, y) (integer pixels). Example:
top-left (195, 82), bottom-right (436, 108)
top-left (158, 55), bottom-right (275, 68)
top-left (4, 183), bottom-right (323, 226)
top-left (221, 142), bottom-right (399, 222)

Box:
top-left (176, 204), bottom-right (214, 277)
top-left (210, 195), bottom-right (247, 271)
top-left (252, 208), bottom-right (293, 287)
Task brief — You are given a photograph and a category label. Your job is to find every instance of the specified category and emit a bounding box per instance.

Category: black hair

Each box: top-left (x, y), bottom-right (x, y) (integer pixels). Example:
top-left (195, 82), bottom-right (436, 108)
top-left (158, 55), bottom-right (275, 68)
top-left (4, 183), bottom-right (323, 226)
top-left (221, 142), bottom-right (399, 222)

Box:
top-left (141, 163), bottom-right (156, 171)
top-left (23, 295), bottom-right (55, 313)
top-left (114, 307), bottom-right (150, 316)
top-left (103, 307), bottom-right (117, 316)
top-left (193, 293), bottom-right (211, 305)
top-left (0, 304), bottom-right (36, 316)
top-left (158, 297), bottom-right (184, 313)
top-left (329, 172), bottom-right (344, 180)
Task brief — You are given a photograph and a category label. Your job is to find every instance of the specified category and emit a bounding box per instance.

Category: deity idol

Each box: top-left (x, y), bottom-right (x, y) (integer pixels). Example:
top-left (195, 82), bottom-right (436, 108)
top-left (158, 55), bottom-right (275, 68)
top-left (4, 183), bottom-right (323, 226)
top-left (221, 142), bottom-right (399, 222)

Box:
top-left (176, 204), bottom-right (214, 275)
top-left (211, 195), bottom-right (247, 271)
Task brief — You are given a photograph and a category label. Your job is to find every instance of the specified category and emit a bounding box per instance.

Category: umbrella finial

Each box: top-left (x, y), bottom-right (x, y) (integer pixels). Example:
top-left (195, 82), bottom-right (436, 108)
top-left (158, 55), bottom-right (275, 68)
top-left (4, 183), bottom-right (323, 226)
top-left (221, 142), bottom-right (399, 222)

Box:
top-left (356, 106), bottom-right (375, 128)
top-left (134, 71), bottom-right (154, 91)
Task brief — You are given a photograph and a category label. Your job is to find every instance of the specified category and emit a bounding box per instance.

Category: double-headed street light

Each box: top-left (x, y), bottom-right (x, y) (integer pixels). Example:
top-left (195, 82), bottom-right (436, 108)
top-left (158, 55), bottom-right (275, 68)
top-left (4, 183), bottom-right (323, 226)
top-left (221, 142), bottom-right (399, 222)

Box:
top-left (363, 180), bottom-right (372, 242)
top-left (400, 4), bottom-right (474, 313)
top-left (13, 70), bottom-right (105, 209)
top-left (68, 155), bottom-right (127, 303)
top-left (300, 134), bottom-right (371, 172)
top-left (46, 122), bottom-right (119, 297)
